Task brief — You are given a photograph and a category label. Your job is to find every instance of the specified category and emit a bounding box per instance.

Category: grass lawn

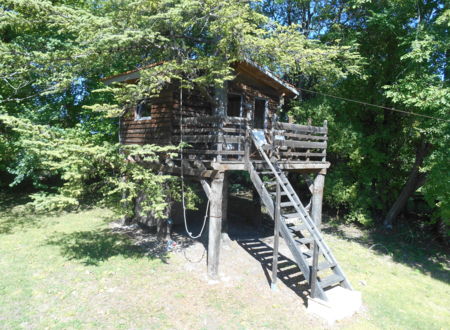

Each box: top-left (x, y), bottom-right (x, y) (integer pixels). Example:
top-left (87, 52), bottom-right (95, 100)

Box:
top-left (0, 195), bottom-right (449, 329)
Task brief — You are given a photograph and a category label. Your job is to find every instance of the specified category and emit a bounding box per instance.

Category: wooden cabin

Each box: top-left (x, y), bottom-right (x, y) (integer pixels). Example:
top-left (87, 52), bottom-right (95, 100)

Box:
top-left (104, 61), bottom-right (329, 174)
top-left (102, 61), bottom-right (360, 309)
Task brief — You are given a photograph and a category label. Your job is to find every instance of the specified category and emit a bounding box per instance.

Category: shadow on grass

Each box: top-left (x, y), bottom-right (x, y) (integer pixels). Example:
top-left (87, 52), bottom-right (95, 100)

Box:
top-left (46, 226), bottom-right (170, 266)
top-left (237, 238), bottom-right (310, 305)
top-left (322, 222), bottom-right (450, 285)
top-left (0, 192), bottom-right (38, 235)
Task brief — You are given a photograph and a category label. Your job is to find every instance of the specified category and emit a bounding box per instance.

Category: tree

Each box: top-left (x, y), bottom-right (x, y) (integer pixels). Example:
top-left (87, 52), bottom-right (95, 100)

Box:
top-left (0, 0), bottom-right (361, 218)
top-left (261, 0), bottom-right (449, 234)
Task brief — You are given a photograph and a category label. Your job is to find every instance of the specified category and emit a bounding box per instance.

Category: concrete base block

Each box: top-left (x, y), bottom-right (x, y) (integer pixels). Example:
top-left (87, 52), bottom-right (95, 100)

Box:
top-left (307, 287), bottom-right (362, 324)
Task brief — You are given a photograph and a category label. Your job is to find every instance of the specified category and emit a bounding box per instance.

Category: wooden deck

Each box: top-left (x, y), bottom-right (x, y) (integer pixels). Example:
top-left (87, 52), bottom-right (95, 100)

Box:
top-left (152, 116), bottom-right (330, 176)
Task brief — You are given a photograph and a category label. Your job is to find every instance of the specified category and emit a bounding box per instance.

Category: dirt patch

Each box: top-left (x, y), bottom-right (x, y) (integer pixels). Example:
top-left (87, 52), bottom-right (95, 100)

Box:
top-left (109, 208), bottom-right (366, 328)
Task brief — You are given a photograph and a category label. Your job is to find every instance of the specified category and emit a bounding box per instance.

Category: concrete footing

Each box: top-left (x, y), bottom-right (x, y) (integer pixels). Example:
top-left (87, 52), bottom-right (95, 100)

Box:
top-left (307, 287), bottom-right (362, 324)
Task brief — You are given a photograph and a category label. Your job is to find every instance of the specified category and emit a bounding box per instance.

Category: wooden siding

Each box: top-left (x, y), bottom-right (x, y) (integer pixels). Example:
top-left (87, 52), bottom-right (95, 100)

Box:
top-left (120, 77), bottom-right (281, 146)
top-left (120, 89), bottom-right (174, 145)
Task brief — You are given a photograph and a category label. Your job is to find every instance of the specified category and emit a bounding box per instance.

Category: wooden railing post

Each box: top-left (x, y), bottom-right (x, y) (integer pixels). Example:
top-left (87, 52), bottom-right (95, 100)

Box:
top-left (217, 117), bottom-right (224, 162)
top-left (244, 123), bottom-right (250, 169)
top-left (322, 120), bottom-right (328, 162)
top-left (214, 82), bottom-right (227, 163)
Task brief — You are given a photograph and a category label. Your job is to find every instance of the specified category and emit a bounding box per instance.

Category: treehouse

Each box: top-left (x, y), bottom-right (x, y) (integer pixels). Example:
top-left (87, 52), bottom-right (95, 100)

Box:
top-left (103, 60), bottom-right (361, 318)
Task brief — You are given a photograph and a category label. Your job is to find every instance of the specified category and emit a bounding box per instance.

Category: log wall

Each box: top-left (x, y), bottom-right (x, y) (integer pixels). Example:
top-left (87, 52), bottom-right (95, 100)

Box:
top-left (120, 88), bottom-right (174, 145)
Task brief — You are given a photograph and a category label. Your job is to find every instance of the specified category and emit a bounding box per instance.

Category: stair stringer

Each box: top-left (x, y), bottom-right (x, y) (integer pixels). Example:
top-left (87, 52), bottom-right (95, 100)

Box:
top-left (247, 160), bottom-right (327, 300)
top-left (247, 131), bottom-right (353, 301)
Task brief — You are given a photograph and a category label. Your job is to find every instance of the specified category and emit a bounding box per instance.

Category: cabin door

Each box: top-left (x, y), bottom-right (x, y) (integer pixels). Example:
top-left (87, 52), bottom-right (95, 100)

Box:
top-left (254, 99), bottom-right (267, 129)
top-left (227, 94), bottom-right (243, 117)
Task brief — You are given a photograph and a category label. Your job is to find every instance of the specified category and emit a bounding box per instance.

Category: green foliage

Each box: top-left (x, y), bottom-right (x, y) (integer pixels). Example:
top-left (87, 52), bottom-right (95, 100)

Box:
top-left (0, 0), bottom-right (362, 217)
top-left (277, 0), bottom-right (449, 230)
top-left (1, 0), bottom-right (446, 232)
top-left (0, 114), bottom-right (191, 219)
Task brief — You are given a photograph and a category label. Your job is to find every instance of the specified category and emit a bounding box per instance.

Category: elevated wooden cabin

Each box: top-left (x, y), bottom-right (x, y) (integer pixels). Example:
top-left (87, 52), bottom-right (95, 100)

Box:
top-left (104, 60), bottom-right (330, 175)
top-left (103, 61), bottom-right (359, 308)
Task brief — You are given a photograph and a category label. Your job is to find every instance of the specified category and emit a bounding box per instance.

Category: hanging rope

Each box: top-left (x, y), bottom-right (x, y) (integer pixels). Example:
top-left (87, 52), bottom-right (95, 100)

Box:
top-left (179, 79), bottom-right (210, 239)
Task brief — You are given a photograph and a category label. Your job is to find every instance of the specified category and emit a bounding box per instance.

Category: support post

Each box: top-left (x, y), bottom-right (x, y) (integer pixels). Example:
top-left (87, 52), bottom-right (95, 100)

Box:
top-left (311, 170), bottom-right (326, 228)
top-left (271, 182), bottom-right (281, 290)
top-left (221, 172), bottom-right (230, 242)
top-left (310, 170), bottom-right (326, 298)
top-left (207, 171), bottom-right (225, 280)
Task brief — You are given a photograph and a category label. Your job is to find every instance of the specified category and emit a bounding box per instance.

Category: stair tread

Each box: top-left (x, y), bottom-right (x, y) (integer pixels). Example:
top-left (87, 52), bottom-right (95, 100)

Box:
top-left (316, 261), bottom-right (336, 271)
top-left (265, 181), bottom-right (288, 186)
top-left (282, 212), bottom-right (303, 219)
top-left (280, 201), bottom-right (295, 207)
top-left (296, 237), bottom-right (314, 245)
top-left (319, 274), bottom-right (344, 288)
top-left (289, 224), bottom-right (307, 232)
top-left (271, 191), bottom-right (291, 196)
top-left (302, 249), bottom-right (313, 258)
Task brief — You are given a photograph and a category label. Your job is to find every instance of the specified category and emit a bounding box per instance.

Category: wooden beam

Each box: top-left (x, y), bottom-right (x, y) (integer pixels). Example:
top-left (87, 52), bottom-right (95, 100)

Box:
top-left (311, 171), bottom-right (325, 228)
top-left (200, 179), bottom-right (211, 199)
top-left (207, 171), bottom-right (225, 280)
top-left (271, 182), bottom-right (281, 289)
top-left (274, 139), bottom-right (327, 150)
top-left (221, 172), bottom-right (230, 242)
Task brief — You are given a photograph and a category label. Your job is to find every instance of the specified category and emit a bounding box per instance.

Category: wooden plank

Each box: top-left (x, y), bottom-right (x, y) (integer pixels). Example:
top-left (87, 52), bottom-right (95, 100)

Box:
top-left (275, 122), bottom-right (327, 134)
top-left (271, 182), bottom-right (281, 288)
top-left (319, 274), bottom-right (344, 289)
top-left (178, 135), bottom-right (244, 144)
top-left (274, 140), bottom-right (327, 150)
top-left (173, 127), bottom-right (245, 134)
top-left (278, 151), bottom-right (326, 158)
top-left (200, 179), bottom-right (211, 199)
top-left (248, 163), bottom-right (274, 217)
top-left (275, 131), bottom-right (328, 141)
top-left (181, 149), bottom-right (245, 155)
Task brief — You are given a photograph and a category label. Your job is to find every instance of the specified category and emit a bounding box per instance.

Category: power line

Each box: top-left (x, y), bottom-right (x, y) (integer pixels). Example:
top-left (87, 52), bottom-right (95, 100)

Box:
top-left (297, 87), bottom-right (450, 123)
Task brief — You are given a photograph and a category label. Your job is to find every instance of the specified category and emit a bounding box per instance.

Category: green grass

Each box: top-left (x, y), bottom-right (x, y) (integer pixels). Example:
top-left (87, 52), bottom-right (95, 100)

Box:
top-left (0, 195), bottom-right (449, 329)
top-left (328, 231), bottom-right (450, 329)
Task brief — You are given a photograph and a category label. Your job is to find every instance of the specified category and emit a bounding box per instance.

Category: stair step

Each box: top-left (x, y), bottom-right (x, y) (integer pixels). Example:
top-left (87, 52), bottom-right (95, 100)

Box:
top-left (280, 201), bottom-right (295, 207)
top-left (258, 171), bottom-right (280, 175)
top-left (271, 191), bottom-right (291, 196)
top-left (319, 274), bottom-right (344, 289)
top-left (316, 261), bottom-right (336, 271)
top-left (289, 224), bottom-right (307, 232)
top-left (301, 249), bottom-right (313, 258)
top-left (265, 179), bottom-right (288, 185)
top-left (296, 237), bottom-right (314, 245)
top-left (282, 212), bottom-right (302, 219)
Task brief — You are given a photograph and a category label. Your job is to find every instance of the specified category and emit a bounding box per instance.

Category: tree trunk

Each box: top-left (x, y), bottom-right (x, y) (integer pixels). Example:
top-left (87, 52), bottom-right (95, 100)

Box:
top-left (384, 141), bottom-right (430, 229)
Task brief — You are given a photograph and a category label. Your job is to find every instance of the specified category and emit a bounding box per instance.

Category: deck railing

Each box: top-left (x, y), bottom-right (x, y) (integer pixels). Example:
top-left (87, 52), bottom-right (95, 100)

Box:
top-left (273, 121), bottom-right (327, 162)
top-left (172, 115), bottom-right (327, 163)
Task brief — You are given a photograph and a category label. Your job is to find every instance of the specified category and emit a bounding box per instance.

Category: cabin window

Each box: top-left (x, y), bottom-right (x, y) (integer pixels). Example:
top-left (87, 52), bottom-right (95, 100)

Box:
top-left (227, 94), bottom-right (242, 117)
top-left (254, 98), bottom-right (267, 129)
top-left (135, 100), bottom-right (152, 120)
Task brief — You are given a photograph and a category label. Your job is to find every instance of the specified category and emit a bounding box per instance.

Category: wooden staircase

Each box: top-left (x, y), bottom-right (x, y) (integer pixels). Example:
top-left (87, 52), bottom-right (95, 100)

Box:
top-left (248, 130), bottom-right (353, 301)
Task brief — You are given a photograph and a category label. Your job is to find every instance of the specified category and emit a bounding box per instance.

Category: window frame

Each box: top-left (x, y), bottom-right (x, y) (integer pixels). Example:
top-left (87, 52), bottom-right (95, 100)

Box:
top-left (135, 99), bottom-right (152, 121)
top-left (227, 93), bottom-right (244, 118)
